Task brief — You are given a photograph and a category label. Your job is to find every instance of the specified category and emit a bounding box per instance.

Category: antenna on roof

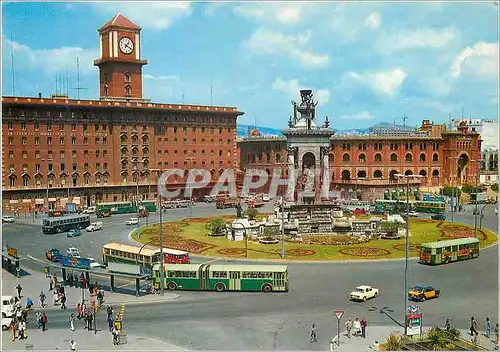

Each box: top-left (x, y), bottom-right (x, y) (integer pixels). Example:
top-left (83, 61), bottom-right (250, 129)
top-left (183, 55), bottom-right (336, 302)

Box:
top-left (72, 57), bottom-right (87, 99)
top-left (402, 114), bottom-right (408, 127)
top-left (210, 76), bottom-right (213, 106)
top-left (10, 32), bottom-right (16, 96)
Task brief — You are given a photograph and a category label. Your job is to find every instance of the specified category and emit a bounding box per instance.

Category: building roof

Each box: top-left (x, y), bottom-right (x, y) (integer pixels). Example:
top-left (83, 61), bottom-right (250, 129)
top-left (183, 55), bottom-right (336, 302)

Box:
top-left (100, 13), bottom-right (141, 31)
top-left (420, 237), bottom-right (479, 249)
top-left (2, 96), bottom-right (243, 116)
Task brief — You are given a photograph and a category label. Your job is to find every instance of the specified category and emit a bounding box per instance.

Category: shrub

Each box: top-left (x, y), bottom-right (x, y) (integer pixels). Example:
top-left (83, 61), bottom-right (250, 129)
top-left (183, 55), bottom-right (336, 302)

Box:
top-left (492, 183), bottom-right (499, 192)
top-left (245, 208), bottom-right (258, 221)
top-left (204, 217), bottom-right (226, 234)
top-left (385, 333), bottom-right (403, 351)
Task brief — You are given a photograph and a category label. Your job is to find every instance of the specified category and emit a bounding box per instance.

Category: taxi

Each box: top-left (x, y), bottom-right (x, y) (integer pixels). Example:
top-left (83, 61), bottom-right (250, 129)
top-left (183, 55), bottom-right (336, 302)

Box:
top-left (408, 285), bottom-right (440, 301)
top-left (45, 248), bottom-right (62, 262)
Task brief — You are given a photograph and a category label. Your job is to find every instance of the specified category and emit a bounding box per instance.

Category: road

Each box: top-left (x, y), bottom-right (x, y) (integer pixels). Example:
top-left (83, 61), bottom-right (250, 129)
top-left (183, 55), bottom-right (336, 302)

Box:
top-left (3, 202), bottom-right (498, 349)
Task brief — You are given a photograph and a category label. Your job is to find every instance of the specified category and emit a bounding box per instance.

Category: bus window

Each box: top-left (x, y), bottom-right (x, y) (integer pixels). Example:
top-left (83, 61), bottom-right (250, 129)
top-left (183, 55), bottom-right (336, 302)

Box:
top-left (436, 248), bottom-right (441, 254)
top-left (445, 246), bottom-right (451, 252)
top-left (452, 246), bottom-right (457, 251)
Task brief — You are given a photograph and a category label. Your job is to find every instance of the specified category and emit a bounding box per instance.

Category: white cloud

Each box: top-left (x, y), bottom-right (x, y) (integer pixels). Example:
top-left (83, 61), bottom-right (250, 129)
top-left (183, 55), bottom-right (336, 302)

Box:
top-left (143, 74), bottom-right (180, 81)
top-left (341, 111), bottom-right (374, 120)
top-left (233, 3), bottom-right (309, 25)
top-left (349, 68), bottom-right (407, 96)
top-left (450, 41), bottom-right (499, 79)
top-left (272, 77), bottom-right (330, 106)
top-left (381, 27), bottom-right (456, 52)
top-left (365, 12), bottom-right (381, 29)
top-left (243, 28), bottom-right (330, 68)
top-left (92, 2), bottom-right (193, 30)
top-left (3, 38), bottom-right (98, 75)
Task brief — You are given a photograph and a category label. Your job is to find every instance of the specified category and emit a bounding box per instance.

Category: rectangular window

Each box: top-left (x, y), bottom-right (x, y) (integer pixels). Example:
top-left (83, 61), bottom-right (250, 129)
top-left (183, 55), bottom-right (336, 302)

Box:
top-left (96, 150), bottom-right (100, 157)
top-left (47, 123), bottom-right (52, 131)
top-left (35, 150), bottom-right (41, 158)
top-left (59, 123), bottom-right (64, 131)
top-left (72, 124), bottom-right (76, 131)
top-left (72, 151), bottom-right (77, 159)
top-left (34, 137), bottom-right (40, 145)
top-left (60, 137), bottom-right (64, 145)
top-left (22, 151), bottom-right (27, 159)
top-left (21, 136), bottom-right (27, 145)
top-left (103, 137), bottom-right (107, 145)
top-left (8, 122), bottom-right (13, 130)
top-left (8, 137), bottom-right (13, 145)
top-left (103, 150), bottom-right (108, 157)
top-left (83, 124), bottom-right (87, 131)
top-left (84, 137), bottom-right (88, 145)
top-left (60, 151), bottom-right (65, 158)
top-left (95, 137), bottom-right (100, 144)
top-left (36, 164), bottom-right (41, 172)
top-left (72, 137), bottom-right (76, 145)
top-left (9, 151), bottom-right (14, 159)
top-left (21, 122), bottom-right (26, 131)
top-left (34, 121), bottom-right (39, 130)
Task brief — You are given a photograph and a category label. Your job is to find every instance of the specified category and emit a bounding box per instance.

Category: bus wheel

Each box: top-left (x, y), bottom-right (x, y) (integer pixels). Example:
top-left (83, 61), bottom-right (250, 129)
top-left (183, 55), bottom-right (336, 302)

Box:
top-left (468, 253), bottom-right (473, 260)
top-left (215, 282), bottom-right (226, 292)
top-left (167, 282), bottom-right (177, 291)
top-left (262, 283), bottom-right (272, 293)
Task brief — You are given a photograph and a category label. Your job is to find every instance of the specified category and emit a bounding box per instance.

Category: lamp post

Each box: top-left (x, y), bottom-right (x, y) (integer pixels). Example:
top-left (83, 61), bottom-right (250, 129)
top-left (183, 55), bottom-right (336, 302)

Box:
top-left (471, 160), bottom-right (479, 237)
top-left (134, 165), bottom-right (141, 239)
top-left (41, 158), bottom-right (53, 214)
top-left (395, 173), bottom-right (425, 335)
top-left (450, 157), bottom-right (460, 222)
top-left (150, 168), bottom-right (165, 296)
top-left (280, 196), bottom-right (285, 258)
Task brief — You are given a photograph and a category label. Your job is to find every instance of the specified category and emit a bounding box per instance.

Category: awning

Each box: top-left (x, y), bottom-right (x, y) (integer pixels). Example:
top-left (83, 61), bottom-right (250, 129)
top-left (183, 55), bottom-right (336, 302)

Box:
top-left (48, 198), bottom-right (57, 202)
top-left (35, 199), bottom-right (45, 205)
top-left (9, 200), bottom-right (18, 204)
top-left (22, 199), bottom-right (32, 203)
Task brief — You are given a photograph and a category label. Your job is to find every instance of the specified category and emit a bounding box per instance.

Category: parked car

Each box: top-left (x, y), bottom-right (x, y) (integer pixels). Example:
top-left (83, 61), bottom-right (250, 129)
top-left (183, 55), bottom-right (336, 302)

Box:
top-left (88, 257), bottom-right (103, 268)
top-left (86, 222), bottom-right (103, 232)
top-left (262, 194), bottom-right (270, 202)
top-left (126, 218), bottom-right (139, 225)
top-left (408, 211), bottom-right (419, 218)
top-left (2, 215), bottom-right (14, 223)
top-left (83, 206), bottom-right (96, 214)
top-left (66, 247), bottom-right (81, 258)
top-left (349, 285), bottom-right (379, 302)
top-left (2, 317), bottom-right (12, 331)
top-left (431, 213), bottom-right (446, 221)
top-left (408, 285), bottom-right (440, 301)
top-left (67, 229), bottom-right (82, 237)
top-left (45, 248), bottom-right (62, 262)
top-left (2, 296), bottom-right (16, 318)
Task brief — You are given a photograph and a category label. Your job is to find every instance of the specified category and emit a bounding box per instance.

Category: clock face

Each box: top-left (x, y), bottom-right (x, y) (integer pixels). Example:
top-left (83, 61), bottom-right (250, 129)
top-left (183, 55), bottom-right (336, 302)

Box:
top-left (119, 37), bottom-right (134, 55)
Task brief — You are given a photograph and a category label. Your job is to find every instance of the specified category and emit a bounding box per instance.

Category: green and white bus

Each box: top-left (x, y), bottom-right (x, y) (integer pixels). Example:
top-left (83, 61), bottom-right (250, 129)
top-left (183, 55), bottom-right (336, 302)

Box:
top-left (419, 237), bottom-right (480, 265)
top-left (152, 263), bottom-right (289, 293)
top-left (414, 200), bottom-right (445, 214)
top-left (96, 200), bottom-right (157, 217)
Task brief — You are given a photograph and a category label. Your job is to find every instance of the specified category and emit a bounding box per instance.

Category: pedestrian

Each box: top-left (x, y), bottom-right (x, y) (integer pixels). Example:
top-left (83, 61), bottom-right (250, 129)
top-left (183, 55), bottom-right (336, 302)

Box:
top-left (61, 293), bottom-right (67, 309)
top-left (470, 317), bottom-right (479, 337)
top-left (108, 316), bottom-right (114, 332)
top-left (53, 290), bottom-right (59, 306)
top-left (35, 311), bottom-right (41, 329)
top-left (87, 312), bottom-right (93, 331)
top-left (345, 317), bottom-right (352, 338)
top-left (70, 339), bottom-right (77, 351)
top-left (69, 313), bottom-right (75, 331)
top-left (39, 291), bottom-right (46, 307)
top-left (495, 323), bottom-right (499, 347)
top-left (107, 306), bottom-right (113, 320)
top-left (112, 326), bottom-right (119, 345)
top-left (486, 318), bottom-right (491, 338)
top-left (49, 277), bottom-right (53, 291)
top-left (77, 303), bottom-right (82, 319)
top-left (19, 320), bottom-right (26, 339)
top-left (40, 312), bottom-right (48, 332)
top-left (310, 324), bottom-right (318, 342)
top-left (16, 284), bottom-right (22, 298)
top-left (361, 317), bottom-right (367, 338)
top-left (353, 318), bottom-right (361, 337)
top-left (10, 320), bottom-right (16, 341)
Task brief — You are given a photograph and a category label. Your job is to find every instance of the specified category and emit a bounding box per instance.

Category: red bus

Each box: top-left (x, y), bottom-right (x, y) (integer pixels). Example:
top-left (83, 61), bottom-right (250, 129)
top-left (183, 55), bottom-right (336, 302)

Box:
top-left (161, 248), bottom-right (190, 264)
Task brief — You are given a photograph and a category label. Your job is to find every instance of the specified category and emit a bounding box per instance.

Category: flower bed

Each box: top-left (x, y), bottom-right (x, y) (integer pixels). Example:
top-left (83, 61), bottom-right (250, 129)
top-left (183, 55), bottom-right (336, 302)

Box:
top-left (217, 248), bottom-right (246, 256)
top-left (286, 248), bottom-right (316, 256)
top-left (150, 235), bottom-right (215, 253)
top-left (339, 247), bottom-right (392, 257)
top-left (302, 235), bottom-right (366, 246)
top-left (392, 244), bottom-right (421, 252)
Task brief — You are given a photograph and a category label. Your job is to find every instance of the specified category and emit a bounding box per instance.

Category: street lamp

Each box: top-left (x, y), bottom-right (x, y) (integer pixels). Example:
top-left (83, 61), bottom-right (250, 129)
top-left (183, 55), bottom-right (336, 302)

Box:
top-left (150, 168), bottom-right (165, 296)
top-left (394, 173), bottom-right (425, 335)
top-left (41, 158), bottom-right (53, 213)
top-left (450, 156), bottom-right (460, 223)
top-left (470, 159), bottom-right (479, 238)
top-left (280, 196), bottom-right (285, 258)
top-left (133, 165), bottom-right (141, 239)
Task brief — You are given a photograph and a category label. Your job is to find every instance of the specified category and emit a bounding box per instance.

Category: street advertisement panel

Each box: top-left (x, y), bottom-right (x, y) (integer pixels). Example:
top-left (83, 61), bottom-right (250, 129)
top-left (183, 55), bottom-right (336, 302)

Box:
top-left (406, 313), bottom-right (423, 336)
top-left (107, 262), bottom-right (141, 275)
top-left (60, 256), bottom-right (91, 270)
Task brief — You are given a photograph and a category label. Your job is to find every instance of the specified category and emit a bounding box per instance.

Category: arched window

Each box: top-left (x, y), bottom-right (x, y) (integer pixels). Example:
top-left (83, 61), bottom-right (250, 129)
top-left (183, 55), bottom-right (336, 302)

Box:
top-left (432, 169), bottom-right (439, 177)
top-left (342, 153), bottom-right (350, 162)
top-left (419, 153), bottom-right (426, 162)
top-left (405, 153), bottom-right (413, 162)
top-left (275, 153), bottom-right (281, 163)
top-left (419, 169), bottom-right (427, 177)
top-left (266, 153), bottom-right (271, 163)
top-left (390, 153), bottom-right (398, 162)
top-left (125, 85), bottom-right (132, 97)
top-left (357, 170), bottom-right (367, 178)
top-left (389, 170), bottom-right (398, 179)
top-left (374, 153), bottom-right (382, 163)
top-left (341, 170), bottom-right (351, 180)
top-left (358, 153), bottom-right (366, 163)
top-left (9, 176), bottom-right (16, 187)
top-left (405, 170), bottom-right (413, 176)
top-left (124, 72), bottom-right (131, 83)
top-left (373, 170), bottom-right (383, 178)
top-left (22, 175), bottom-right (29, 187)
top-left (432, 153), bottom-right (439, 162)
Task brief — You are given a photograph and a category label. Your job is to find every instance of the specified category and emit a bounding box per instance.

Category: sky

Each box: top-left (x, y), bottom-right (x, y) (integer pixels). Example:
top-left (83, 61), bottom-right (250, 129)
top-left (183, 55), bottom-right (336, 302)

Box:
top-left (2, 1), bottom-right (499, 132)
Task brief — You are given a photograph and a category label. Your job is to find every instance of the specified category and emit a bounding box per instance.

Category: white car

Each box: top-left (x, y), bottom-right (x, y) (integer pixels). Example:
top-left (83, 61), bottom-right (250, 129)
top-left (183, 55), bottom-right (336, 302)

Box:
top-left (126, 218), bottom-right (138, 225)
top-left (2, 296), bottom-right (15, 318)
top-left (67, 247), bottom-right (81, 258)
top-left (2, 216), bottom-right (14, 223)
top-left (262, 194), bottom-right (270, 202)
top-left (88, 257), bottom-right (102, 268)
top-left (408, 211), bottom-right (419, 218)
top-left (86, 222), bottom-right (103, 232)
top-left (83, 206), bottom-right (96, 214)
top-left (2, 317), bottom-right (12, 331)
top-left (350, 285), bottom-right (379, 302)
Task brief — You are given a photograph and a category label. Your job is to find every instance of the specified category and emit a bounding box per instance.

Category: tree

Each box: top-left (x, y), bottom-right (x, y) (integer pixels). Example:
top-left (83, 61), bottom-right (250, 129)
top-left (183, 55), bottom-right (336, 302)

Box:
top-left (205, 217), bottom-right (226, 235)
top-left (461, 184), bottom-right (474, 194)
top-left (245, 208), bottom-right (258, 221)
top-left (379, 221), bottom-right (401, 235)
top-left (491, 183), bottom-right (498, 193)
top-left (442, 186), bottom-right (461, 199)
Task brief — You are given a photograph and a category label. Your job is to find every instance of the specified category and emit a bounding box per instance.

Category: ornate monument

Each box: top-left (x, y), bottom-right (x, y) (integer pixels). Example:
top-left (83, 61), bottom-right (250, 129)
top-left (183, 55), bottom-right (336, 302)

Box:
top-left (283, 90), bottom-right (335, 204)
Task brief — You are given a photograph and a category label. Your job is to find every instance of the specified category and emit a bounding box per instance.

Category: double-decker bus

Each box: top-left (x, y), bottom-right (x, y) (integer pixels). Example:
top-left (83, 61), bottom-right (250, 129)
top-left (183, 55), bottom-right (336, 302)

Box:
top-left (102, 243), bottom-right (190, 268)
top-left (42, 214), bottom-right (91, 234)
top-left (96, 200), bottom-right (157, 217)
top-left (152, 263), bottom-right (288, 293)
top-left (419, 237), bottom-right (480, 265)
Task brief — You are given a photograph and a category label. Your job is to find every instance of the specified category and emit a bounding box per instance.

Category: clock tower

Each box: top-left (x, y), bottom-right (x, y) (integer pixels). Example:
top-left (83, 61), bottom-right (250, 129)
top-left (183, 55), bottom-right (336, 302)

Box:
top-left (93, 14), bottom-right (148, 101)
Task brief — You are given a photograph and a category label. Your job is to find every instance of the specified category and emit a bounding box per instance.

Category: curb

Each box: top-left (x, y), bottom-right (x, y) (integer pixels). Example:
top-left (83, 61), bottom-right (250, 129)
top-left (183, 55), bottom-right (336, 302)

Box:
top-left (127, 220), bottom-right (498, 264)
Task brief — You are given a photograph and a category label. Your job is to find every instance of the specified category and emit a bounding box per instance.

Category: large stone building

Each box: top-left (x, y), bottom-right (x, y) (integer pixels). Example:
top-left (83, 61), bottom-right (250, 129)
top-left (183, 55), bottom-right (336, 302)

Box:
top-left (2, 14), bottom-right (243, 211)
top-left (238, 94), bottom-right (482, 201)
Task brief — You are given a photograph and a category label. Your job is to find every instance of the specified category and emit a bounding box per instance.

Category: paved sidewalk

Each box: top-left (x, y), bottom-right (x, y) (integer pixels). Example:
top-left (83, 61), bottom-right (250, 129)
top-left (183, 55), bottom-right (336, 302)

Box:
top-left (2, 326), bottom-right (187, 350)
top-left (2, 269), bottom-right (179, 309)
top-left (329, 326), bottom-right (497, 351)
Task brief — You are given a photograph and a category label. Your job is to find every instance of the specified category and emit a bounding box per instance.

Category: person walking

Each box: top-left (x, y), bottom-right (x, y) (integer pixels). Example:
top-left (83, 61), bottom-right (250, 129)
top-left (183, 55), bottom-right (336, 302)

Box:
top-left (39, 291), bottom-right (46, 307)
top-left (40, 312), bottom-right (48, 332)
top-left (345, 318), bottom-right (352, 338)
top-left (486, 317), bottom-right (491, 338)
top-left (310, 324), bottom-right (318, 342)
top-left (361, 317), bottom-right (367, 338)
top-left (16, 284), bottom-right (22, 299)
top-left (108, 316), bottom-right (114, 332)
top-left (87, 312), bottom-right (93, 331)
top-left (353, 318), bottom-right (361, 337)
top-left (18, 320), bottom-right (26, 340)
top-left (69, 313), bottom-right (75, 331)
top-left (35, 311), bottom-right (41, 329)
top-left (112, 326), bottom-right (119, 345)
top-left (76, 303), bottom-right (82, 319)
top-left (10, 320), bottom-right (16, 341)
top-left (69, 339), bottom-right (77, 351)
top-left (61, 293), bottom-right (67, 310)
top-left (470, 317), bottom-right (479, 337)
top-left (494, 323), bottom-right (499, 348)
top-left (49, 277), bottom-right (53, 291)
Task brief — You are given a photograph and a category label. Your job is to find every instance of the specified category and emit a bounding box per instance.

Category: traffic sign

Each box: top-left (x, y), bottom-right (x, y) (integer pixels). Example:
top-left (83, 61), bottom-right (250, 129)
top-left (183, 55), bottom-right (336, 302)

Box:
top-left (334, 310), bottom-right (344, 320)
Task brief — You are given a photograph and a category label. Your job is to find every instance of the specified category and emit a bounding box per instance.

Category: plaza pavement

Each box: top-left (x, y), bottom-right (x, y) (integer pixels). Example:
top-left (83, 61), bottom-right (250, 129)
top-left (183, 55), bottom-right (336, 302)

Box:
top-left (2, 269), bottom-right (179, 310)
top-left (329, 325), bottom-right (497, 351)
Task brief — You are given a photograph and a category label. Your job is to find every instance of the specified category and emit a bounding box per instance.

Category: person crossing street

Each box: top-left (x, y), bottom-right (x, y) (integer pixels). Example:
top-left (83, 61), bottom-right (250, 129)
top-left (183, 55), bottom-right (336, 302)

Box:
top-left (310, 324), bottom-right (318, 342)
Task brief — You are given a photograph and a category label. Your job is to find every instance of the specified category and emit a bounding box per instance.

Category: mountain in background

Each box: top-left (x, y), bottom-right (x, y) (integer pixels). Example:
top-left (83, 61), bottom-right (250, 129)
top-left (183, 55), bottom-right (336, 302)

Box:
top-left (237, 122), bottom-right (408, 138)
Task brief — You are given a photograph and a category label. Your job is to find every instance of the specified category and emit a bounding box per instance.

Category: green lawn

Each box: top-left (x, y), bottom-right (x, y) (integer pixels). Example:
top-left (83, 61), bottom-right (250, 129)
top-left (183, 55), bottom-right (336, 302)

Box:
top-left (131, 218), bottom-right (497, 261)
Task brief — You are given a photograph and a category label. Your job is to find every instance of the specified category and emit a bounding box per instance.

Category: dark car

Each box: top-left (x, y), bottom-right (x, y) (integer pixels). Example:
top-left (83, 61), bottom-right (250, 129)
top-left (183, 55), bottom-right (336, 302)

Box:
top-left (67, 229), bottom-right (82, 237)
top-left (431, 213), bottom-right (446, 221)
top-left (45, 248), bottom-right (62, 262)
